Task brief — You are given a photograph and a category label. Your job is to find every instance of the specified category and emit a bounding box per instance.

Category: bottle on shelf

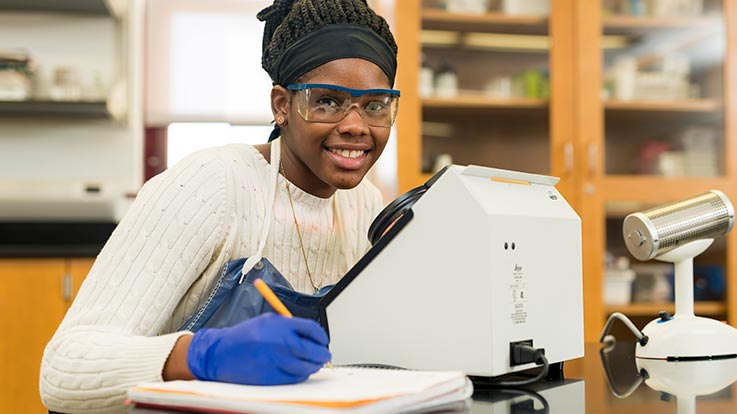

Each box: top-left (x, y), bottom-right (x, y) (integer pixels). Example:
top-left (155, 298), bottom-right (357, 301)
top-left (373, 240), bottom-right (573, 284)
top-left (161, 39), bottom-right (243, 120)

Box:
top-left (603, 254), bottom-right (636, 305)
top-left (85, 70), bottom-right (107, 102)
top-left (419, 53), bottom-right (434, 98)
top-left (445, 0), bottom-right (488, 14)
top-left (434, 59), bottom-right (459, 98)
top-left (49, 66), bottom-right (82, 102)
top-left (0, 49), bottom-right (34, 101)
top-left (501, 0), bottom-right (550, 16)
top-left (484, 76), bottom-right (512, 98)
top-left (432, 153), bottom-right (454, 173)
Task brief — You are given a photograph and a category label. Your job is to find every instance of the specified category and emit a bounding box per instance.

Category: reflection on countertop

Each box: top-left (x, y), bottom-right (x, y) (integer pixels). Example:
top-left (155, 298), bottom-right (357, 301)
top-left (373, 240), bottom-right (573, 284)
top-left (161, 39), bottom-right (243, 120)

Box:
top-left (471, 378), bottom-right (585, 413)
top-left (600, 340), bottom-right (737, 414)
top-left (45, 346), bottom-right (737, 413)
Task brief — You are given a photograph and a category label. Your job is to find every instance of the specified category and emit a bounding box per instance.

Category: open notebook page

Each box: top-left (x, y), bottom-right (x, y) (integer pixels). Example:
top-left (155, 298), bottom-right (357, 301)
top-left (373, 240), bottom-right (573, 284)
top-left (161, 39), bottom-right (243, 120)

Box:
top-left (127, 367), bottom-right (472, 414)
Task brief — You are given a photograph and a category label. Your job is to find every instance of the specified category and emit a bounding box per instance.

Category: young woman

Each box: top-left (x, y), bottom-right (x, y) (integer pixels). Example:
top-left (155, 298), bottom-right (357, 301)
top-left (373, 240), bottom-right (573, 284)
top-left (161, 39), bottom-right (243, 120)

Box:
top-left (40, 0), bottom-right (399, 412)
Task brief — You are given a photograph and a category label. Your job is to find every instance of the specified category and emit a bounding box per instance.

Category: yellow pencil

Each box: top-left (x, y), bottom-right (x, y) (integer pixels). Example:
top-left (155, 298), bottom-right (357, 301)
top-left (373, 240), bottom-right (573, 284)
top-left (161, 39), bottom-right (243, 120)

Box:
top-left (254, 278), bottom-right (293, 317)
top-left (253, 278), bottom-right (333, 368)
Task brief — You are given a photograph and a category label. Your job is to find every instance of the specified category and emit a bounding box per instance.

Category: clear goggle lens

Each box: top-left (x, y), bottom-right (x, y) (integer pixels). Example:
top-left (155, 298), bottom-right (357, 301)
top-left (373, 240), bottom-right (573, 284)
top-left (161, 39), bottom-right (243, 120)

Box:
top-left (287, 83), bottom-right (400, 127)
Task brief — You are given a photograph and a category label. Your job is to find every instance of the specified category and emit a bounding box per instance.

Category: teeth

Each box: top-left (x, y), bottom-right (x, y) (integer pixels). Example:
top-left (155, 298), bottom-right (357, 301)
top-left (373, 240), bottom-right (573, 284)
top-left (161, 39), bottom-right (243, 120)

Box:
top-left (330, 148), bottom-right (365, 159)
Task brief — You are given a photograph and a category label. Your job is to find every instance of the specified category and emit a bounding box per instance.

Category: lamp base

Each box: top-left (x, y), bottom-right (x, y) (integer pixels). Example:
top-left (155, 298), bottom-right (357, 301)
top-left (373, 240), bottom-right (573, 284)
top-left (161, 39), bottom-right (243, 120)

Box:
top-left (636, 315), bottom-right (737, 360)
top-left (636, 357), bottom-right (737, 396)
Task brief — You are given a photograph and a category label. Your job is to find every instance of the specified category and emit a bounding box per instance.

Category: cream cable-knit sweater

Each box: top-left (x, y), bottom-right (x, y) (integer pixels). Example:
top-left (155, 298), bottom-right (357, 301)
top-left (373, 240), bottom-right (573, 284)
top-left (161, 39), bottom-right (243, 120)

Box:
top-left (40, 142), bottom-right (384, 413)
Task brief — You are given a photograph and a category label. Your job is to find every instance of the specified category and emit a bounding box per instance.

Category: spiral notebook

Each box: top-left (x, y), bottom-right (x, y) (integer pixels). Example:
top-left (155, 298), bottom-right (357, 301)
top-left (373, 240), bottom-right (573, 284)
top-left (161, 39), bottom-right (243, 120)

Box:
top-left (126, 366), bottom-right (473, 414)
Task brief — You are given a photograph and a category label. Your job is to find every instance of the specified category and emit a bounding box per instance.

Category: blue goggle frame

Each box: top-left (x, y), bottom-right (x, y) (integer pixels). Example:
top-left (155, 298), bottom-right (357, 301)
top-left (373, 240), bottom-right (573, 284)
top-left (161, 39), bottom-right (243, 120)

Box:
top-left (286, 83), bottom-right (401, 97)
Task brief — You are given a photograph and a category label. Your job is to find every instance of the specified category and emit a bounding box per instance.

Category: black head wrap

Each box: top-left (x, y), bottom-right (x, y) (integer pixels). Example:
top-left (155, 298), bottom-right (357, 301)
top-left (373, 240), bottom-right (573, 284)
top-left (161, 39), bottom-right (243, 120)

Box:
top-left (258, 1), bottom-right (398, 141)
top-left (271, 24), bottom-right (396, 87)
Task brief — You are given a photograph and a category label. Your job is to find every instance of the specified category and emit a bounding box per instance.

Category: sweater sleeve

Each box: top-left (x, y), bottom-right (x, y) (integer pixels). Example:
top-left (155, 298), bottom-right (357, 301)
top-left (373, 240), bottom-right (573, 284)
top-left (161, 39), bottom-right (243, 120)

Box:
top-left (39, 149), bottom-right (236, 413)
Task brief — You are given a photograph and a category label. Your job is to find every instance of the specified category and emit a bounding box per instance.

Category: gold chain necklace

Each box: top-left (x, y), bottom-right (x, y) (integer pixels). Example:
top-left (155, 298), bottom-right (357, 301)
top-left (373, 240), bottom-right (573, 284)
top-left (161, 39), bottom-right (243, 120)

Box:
top-left (280, 157), bottom-right (338, 293)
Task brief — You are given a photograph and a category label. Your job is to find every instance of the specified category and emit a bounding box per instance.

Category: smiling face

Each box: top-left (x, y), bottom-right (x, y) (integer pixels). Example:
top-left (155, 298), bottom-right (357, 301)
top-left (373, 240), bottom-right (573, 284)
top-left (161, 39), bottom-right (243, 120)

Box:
top-left (272, 58), bottom-right (393, 198)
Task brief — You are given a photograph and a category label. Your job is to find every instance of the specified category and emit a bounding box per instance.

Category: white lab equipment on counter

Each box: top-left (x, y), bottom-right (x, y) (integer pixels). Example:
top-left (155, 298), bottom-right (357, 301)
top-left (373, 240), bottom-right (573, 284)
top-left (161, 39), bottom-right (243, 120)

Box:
top-left (0, 179), bottom-right (120, 221)
top-left (320, 164), bottom-right (584, 378)
top-left (620, 190), bottom-right (737, 360)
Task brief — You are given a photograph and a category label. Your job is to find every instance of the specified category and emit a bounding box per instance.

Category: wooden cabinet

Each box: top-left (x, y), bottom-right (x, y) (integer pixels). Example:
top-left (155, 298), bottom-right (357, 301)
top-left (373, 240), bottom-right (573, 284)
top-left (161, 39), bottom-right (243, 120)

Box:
top-left (390, 0), bottom-right (737, 341)
top-left (574, 0), bottom-right (736, 341)
top-left (0, 258), bottom-right (93, 414)
top-left (394, 0), bottom-right (577, 203)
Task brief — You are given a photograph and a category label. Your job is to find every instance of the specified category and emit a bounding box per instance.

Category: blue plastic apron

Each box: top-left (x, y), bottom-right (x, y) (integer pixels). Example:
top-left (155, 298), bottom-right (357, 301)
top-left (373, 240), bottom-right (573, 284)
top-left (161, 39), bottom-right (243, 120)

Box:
top-left (179, 140), bottom-right (335, 332)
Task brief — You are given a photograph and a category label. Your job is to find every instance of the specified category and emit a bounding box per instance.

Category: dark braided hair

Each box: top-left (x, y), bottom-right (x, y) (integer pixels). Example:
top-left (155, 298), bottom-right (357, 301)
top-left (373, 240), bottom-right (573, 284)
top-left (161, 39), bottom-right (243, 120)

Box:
top-left (257, 0), bottom-right (397, 83)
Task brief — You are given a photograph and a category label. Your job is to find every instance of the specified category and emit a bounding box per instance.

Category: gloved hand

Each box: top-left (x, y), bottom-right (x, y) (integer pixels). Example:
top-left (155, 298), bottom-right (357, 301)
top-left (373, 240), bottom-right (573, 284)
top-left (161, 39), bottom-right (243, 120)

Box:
top-left (186, 313), bottom-right (331, 385)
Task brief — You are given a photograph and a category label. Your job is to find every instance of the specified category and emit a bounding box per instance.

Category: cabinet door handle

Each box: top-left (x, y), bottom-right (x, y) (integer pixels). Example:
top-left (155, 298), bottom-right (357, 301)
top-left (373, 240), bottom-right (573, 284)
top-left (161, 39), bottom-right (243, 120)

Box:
top-left (564, 143), bottom-right (574, 175)
top-left (62, 273), bottom-right (73, 302)
top-left (587, 143), bottom-right (598, 176)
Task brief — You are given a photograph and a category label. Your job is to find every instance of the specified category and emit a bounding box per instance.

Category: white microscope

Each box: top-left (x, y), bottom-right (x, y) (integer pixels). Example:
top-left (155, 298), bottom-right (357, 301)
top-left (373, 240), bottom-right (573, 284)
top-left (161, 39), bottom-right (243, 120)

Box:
top-left (320, 164), bottom-right (584, 380)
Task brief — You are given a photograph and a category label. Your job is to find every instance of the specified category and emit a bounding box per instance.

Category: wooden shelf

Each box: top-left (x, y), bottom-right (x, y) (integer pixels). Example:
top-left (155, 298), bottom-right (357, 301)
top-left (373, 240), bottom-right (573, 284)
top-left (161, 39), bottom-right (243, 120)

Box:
top-left (600, 177), bottom-right (731, 202)
top-left (0, 100), bottom-right (110, 118)
top-left (422, 9), bottom-right (548, 34)
top-left (603, 14), bottom-right (723, 30)
top-left (604, 99), bottom-right (721, 112)
top-left (605, 201), bottom-right (650, 218)
top-left (605, 301), bottom-right (727, 316)
top-left (422, 96), bottom-right (549, 120)
top-left (423, 96), bottom-right (547, 109)
top-left (0, 0), bottom-right (110, 15)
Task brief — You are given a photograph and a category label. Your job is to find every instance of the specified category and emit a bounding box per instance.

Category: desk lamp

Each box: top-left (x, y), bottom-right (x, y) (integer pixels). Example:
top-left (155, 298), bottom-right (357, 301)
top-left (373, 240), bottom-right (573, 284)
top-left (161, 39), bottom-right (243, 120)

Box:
top-left (622, 190), bottom-right (737, 360)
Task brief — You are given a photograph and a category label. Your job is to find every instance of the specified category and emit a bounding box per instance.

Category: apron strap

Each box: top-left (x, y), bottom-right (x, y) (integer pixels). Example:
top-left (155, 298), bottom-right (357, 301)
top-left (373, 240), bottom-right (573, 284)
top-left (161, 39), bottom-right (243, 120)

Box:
top-left (239, 138), bottom-right (282, 284)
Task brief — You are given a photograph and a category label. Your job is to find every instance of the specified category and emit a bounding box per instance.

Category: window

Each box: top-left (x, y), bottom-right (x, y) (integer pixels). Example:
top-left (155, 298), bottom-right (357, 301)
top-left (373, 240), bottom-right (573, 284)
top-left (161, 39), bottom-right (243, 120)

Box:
top-left (146, 0), bottom-right (273, 125)
top-left (167, 123), bottom-right (272, 168)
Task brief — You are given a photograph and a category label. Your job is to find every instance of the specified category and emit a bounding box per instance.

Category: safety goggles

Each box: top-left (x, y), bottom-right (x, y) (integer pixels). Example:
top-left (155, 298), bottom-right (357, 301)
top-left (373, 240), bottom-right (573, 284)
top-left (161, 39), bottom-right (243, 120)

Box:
top-left (286, 83), bottom-right (400, 127)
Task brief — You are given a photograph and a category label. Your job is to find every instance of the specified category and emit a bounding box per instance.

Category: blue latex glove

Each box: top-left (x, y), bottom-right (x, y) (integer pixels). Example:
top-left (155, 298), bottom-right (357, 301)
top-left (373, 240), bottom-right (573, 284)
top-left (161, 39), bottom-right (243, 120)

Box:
top-left (186, 313), bottom-right (331, 385)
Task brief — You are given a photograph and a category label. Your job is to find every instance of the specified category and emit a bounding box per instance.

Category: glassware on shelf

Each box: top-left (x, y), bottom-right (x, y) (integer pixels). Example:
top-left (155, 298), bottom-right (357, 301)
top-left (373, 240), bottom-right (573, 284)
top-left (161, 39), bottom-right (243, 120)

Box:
top-left (0, 70), bottom-right (32, 101)
top-left (501, 0), bottom-right (549, 16)
top-left (432, 153), bottom-right (454, 173)
top-left (445, 0), bottom-right (488, 14)
top-left (604, 254), bottom-right (636, 305)
top-left (49, 66), bottom-right (82, 101)
top-left (419, 53), bottom-right (435, 98)
top-left (680, 127), bottom-right (720, 177)
top-left (106, 78), bottom-right (127, 121)
top-left (434, 60), bottom-right (458, 98)
top-left (0, 49), bottom-right (34, 101)
top-left (601, 0), bottom-right (725, 177)
top-left (484, 76), bottom-right (512, 98)
top-left (606, 0), bottom-right (705, 18)
top-left (518, 69), bottom-right (548, 99)
top-left (605, 54), bottom-right (692, 102)
top-left (85, 71), bottom-right (108, 101)
top-left (630, 263), bottom-right (673, 303)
